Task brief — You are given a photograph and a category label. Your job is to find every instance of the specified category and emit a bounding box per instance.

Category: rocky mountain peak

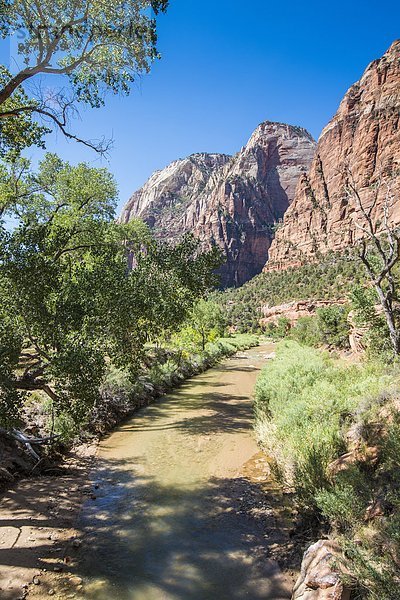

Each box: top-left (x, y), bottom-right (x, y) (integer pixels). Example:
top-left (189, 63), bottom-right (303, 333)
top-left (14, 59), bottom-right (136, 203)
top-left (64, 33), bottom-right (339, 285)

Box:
top-left (121, 121), bottom-right (316, 287)
top-left (120, 152), bottom-right (231, 233)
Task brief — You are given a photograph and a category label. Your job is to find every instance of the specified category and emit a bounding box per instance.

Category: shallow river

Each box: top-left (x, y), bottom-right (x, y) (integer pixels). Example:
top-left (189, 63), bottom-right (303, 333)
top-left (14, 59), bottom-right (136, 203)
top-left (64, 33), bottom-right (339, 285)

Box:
top-left (77, 344), bottom-right (291, 600)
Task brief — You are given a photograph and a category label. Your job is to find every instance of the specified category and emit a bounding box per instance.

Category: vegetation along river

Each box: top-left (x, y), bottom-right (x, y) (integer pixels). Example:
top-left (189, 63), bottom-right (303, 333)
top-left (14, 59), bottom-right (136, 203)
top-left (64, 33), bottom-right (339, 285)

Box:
top-left (76, 343), bottom-right (291, 599)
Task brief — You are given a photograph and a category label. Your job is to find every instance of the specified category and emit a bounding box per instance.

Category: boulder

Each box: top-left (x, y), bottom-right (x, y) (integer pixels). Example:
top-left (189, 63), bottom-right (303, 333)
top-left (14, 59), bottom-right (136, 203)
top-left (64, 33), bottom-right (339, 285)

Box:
top-left (292, 540), bottom-right (351, 600)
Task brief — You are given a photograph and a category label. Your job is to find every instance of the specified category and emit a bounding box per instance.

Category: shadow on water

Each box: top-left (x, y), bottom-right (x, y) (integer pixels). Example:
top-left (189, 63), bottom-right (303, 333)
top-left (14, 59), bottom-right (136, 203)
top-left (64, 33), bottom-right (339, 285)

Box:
top-left (114, 359), bottom-right (263, 438)
top-left (120, 392), bottom-right (253, 436)
top-left (73, 457), bottom-right (290, 600)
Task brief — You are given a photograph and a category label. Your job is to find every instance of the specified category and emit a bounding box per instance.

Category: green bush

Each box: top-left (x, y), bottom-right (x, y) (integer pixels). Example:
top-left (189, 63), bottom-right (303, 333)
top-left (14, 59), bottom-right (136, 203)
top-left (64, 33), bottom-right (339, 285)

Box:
top-left (265, 316), bottom-right (291, 340)
top-left (316, 305), bottom-right (350, 349)
top-left (254, 341), bottom-right (400, 598)
top-left (289, 316), bottom-right (321, 347)
top-left (254, 341), bottom-right (394, 507)
top-left (315, 467), bottom-right (368, 531)
top-left (351, 286), bottom-right (393, 358)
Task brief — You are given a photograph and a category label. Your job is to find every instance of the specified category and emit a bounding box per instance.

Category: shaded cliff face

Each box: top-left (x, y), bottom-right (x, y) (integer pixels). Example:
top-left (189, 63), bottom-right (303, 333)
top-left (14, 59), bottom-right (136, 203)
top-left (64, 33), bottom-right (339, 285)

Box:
top-left (121, 122), bottom-right (316, 287)
top-left (266, 40), bottom-right (400, 271)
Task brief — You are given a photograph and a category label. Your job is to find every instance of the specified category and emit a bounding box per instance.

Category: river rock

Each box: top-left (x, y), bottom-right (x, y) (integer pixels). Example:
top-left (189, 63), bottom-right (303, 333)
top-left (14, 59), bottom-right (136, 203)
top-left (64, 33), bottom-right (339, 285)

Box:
top-left (292, 539), bottom-right (350, 600)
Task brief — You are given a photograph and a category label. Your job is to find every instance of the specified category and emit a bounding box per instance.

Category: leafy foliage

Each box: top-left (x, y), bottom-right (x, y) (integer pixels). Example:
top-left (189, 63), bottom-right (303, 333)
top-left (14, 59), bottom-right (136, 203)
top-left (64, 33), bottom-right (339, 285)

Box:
top-left (0, 154), bottom-right (220, 427)
top-left (351, 285), bottom-right (394, 358)
top-left (315, 305), bottom-right (350, 348)
top-left (215, 250), bottom-right (364, 333)
top-left (292, 304), bottom-right (353, 349)
top-left (263, 316), bottom-right (291, 340)
top-left (0, 0), bottom-right (168, 107)
top-left (0, 67), bottom-right (50, 158)
top-left (0, 1), bottom-right (168, 152)
top-left (187, 299), bottom-right (226, 350)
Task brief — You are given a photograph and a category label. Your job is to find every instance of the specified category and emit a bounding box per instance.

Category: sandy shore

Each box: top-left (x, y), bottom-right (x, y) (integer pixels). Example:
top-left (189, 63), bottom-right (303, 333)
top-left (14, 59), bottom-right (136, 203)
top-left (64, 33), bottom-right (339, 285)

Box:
top-left (0, 443), bottom-right (97, 600)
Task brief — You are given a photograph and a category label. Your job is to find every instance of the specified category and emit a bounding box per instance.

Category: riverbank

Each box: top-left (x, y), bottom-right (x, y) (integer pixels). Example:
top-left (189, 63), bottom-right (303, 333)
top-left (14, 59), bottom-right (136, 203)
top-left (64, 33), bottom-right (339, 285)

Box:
top-left (0, 334), bottom-right (260, 494)
top-left (255, 340), bottom-right (400, 599)
top-left (0, 344), bottom-right (294, 600)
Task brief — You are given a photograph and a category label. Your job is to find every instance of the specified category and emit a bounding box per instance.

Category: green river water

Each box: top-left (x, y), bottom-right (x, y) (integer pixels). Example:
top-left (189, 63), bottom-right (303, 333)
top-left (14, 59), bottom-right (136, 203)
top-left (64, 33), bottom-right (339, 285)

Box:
top-left (76, 344), bottom-right (291, 600)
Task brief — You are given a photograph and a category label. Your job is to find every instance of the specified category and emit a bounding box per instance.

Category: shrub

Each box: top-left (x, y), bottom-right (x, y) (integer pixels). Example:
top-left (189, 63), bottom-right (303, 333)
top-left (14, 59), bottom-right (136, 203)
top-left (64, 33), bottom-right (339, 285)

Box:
top-left (254, 342), bottom-right (400, 597)
top-left (316, 305), bottom-right (350, 349)
top-left (264, 317), bottom-right (291, 340)
top-left (315, 466), bottom-right (369, 531)
top-left (350, 286), bottom-right (393, 358)
top-left (254, 341), bottom-right (394, 508)
top-left (289, 316), bottom-right (321, 347)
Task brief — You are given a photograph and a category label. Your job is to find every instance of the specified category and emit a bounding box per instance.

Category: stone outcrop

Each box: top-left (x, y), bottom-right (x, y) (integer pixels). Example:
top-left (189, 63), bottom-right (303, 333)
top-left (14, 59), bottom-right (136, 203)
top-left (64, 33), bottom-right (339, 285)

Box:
top-left (266, 40), bottom-right (400, 271)
top-left (259, 299), bottom-right (347, 328)
top-left (292, 540), bottom-right (350, 600)
top-left (121, 122), bottom-right (316, 287)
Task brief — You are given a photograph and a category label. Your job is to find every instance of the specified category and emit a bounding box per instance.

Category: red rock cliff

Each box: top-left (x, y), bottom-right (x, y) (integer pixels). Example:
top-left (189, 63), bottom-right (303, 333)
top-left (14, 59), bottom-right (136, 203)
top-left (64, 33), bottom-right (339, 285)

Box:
top-left (266, 40), bottom-right (400, 271)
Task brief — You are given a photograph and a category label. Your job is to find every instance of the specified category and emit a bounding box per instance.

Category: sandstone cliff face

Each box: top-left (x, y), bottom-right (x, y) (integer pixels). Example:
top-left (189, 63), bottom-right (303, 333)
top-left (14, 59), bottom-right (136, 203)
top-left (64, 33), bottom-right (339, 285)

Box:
top-left (121, 122), bottom-right (315, 286)
top-left (266, 40), bottom-right (400, 271)
top-left (259, 299), bottom-right (347, 328)
top-left (120, 153), bottom-right (232, 239)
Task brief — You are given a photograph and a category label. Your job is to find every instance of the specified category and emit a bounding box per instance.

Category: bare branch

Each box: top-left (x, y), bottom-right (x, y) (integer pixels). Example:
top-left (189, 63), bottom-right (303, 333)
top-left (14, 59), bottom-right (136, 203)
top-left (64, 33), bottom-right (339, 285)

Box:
top-left (347, 165), bottom-right (400, 355)
top-left (34, 106), bottom-right (111, 154)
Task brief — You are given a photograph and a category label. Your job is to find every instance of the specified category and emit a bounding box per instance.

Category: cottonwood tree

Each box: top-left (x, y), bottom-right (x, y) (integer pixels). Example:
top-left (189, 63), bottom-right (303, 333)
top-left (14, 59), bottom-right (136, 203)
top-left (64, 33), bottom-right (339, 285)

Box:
top-left (345, 172), bottom-right (400, 355)
top-left (0, 0), bottom-right (168, 153)
top-left (189, 299), bottom-right (226, 351)
top-left (0, 154), bottom-right (221, 430)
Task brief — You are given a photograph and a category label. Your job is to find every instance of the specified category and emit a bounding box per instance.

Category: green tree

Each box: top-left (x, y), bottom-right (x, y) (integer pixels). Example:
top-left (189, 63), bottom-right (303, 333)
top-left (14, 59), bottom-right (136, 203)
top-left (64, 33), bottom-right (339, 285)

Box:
top-left (0, 0), bottom-right (168, 152)
top-left (316, 305), bottom-right (350, 349)
top-left (0, 153), bottom-right (221, 428)
top-left (289, 316), bottom-right (320, 347)
top-left (189, 299), bottom-right (226, 351)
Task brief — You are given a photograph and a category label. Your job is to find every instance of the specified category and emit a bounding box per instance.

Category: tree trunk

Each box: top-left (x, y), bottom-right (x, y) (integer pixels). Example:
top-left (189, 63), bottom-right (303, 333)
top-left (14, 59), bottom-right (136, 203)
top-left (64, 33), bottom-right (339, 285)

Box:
top-left (0, 70), bottom-right (35, 106)
top-left (374, 284), bottom-right (400, 355)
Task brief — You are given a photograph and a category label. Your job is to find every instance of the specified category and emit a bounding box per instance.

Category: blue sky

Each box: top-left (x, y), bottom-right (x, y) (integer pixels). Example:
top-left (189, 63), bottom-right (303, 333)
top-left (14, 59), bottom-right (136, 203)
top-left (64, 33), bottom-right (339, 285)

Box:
top-left (1, 0), bottom-right (400, 213)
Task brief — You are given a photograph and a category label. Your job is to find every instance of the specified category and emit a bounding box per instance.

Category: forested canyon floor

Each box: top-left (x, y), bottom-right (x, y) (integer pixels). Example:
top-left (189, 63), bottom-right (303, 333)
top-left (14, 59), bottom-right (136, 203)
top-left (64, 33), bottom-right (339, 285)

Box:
top-left (0, 345), bottom-right (293, 600)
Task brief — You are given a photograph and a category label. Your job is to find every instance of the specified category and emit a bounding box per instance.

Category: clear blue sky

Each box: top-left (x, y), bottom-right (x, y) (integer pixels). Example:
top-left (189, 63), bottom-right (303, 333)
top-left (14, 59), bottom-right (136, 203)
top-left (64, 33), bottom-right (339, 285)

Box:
top-left (1, 0), bottom-right (400, 213)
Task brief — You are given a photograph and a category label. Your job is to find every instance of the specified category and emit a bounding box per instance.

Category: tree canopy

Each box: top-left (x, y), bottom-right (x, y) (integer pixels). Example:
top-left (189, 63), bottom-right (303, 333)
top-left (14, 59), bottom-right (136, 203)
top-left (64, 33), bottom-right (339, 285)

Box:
top-left (0, 153), bottom-right (221, 427)
top-left (0, 0), bottom-right (168, 153)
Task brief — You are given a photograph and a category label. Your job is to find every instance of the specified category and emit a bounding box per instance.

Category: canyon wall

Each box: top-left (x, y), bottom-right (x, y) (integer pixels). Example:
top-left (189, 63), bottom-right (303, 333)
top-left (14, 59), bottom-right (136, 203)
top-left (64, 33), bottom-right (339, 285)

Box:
top-left (266, 40), bottom-right (400, 271)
